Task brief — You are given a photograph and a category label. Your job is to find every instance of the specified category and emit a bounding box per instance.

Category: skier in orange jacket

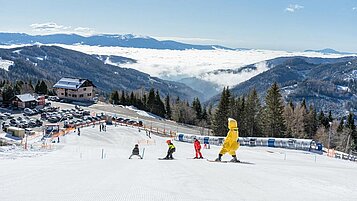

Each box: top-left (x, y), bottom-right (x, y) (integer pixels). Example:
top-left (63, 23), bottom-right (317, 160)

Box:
top-left (215, 118), bottom-right (240, 162)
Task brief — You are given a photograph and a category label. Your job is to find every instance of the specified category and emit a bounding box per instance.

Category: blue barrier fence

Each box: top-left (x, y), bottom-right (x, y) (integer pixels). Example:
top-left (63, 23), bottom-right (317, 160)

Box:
top-left (174, 133), bottom-right (323, 154)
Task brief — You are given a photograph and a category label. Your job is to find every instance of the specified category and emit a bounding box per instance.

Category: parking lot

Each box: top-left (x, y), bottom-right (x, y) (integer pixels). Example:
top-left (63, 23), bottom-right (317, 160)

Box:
top-left (0, 99), bottom-right (145, 139)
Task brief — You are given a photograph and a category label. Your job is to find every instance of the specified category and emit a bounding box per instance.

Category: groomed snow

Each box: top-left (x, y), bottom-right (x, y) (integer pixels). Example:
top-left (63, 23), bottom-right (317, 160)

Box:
top-left (1, 125), bottom-right (356, 201)
top-left (124, 105), bottom-right (161, 119)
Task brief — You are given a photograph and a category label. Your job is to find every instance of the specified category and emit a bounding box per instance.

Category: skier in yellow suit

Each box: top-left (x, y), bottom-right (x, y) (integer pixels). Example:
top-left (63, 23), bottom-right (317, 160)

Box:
top-left (215, 118), bottom-right (240, 162)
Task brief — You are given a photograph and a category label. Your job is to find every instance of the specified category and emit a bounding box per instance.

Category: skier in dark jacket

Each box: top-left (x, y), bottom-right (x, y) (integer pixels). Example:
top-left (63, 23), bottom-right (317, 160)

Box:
top-left (164, 140), bottom-right (176, 159)
top-left (129, 144), bottom-right (142, 159)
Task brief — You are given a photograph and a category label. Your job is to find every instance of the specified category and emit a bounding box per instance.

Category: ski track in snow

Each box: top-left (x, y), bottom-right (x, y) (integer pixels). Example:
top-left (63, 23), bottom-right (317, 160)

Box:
top-left (0, 125), bottom-right (356, 201)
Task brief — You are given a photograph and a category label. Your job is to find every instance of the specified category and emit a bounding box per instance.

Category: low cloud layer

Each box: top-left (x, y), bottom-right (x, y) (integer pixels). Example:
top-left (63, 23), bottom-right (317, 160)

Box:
top-left (56, 44), bottom-right (353, 89)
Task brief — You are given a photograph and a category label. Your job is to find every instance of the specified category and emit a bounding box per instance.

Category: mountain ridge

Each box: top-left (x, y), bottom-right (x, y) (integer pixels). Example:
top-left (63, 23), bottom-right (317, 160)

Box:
top-left (0, 32), bottom-right (235, 50)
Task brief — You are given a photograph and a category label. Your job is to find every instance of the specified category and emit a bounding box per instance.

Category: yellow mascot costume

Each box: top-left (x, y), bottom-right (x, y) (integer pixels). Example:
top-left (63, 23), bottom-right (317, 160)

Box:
top-left (215, 118), bottom-right (240, 162)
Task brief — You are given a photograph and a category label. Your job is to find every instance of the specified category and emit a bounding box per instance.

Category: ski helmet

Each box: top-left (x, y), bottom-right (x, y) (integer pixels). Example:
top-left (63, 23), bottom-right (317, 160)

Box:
top-left (166, 140), bottom-right (171, 144)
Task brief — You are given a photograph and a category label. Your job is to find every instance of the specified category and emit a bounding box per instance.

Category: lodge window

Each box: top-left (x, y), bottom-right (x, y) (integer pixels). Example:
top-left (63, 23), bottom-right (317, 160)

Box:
top-left (88, 93), bottom-right (92, 96)
top-left (83, 88), bottom-right (87, 91)
top-left (79, 94), bottom-right (84, 98)
top-left (72, 94), bottom-right (77, 98)
top-left (61, 93), bottom-right (64, 95)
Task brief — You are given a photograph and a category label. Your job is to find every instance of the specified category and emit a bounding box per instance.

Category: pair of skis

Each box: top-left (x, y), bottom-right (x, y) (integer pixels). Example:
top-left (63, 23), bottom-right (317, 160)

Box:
top-left (158, 157), bottom-right (253, 164)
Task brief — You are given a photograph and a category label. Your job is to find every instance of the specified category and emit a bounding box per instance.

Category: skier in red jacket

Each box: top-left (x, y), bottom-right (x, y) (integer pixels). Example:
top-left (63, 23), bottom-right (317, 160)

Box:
top-left (193, 138), bottom-right (203, 159)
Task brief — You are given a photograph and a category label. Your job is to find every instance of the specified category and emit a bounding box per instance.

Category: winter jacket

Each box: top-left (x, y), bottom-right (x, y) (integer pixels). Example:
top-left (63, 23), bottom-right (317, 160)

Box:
top-left (194, 140), bottom-right (201, 150)
top-left (132, 147), bottom-right (140, 155)
top-left (168, 143), bottom-right (176, 152)
top-left (219, 118), bottom-right (240, 155)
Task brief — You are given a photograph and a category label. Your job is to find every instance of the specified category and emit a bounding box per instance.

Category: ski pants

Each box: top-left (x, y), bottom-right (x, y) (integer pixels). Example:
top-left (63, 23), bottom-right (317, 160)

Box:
top-left (195, 149), bottom-right (202, 158)
top-left (219, 143), bottom-right (240, 156)
top-left (165, 148), bottom-right (175, 159)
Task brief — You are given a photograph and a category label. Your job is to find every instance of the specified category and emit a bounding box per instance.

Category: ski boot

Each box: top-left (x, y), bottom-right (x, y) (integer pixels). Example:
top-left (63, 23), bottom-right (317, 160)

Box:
top-left (230, 155), bottom-right (240, 163)
top-left (194, 157), bottom-right (198, 159)
top-left (215, 154), bottom-right (222, 162)
top-left (199, 156), bottom-right (204, 159)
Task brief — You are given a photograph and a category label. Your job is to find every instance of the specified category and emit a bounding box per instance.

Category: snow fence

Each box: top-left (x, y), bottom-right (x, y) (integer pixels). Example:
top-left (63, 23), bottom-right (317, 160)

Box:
top-left (175, 133), bottom-right (323, 153)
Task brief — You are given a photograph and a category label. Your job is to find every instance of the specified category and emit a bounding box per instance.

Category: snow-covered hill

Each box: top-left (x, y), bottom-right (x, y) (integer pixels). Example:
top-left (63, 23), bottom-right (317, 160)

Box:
top-left (1, 125), bottom-right (356, 201)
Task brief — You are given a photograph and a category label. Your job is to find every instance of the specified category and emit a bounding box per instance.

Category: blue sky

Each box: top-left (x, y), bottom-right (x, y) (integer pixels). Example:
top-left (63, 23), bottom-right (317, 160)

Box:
top-left (0, 0), bottom-right (357, 51)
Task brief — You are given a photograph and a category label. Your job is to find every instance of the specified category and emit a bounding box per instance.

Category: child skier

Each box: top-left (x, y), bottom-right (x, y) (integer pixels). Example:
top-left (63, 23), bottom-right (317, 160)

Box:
top-left (193, 138), bottom-right (203, 159)
top-left (129, 144), bottom-right (142, 159)
top-left (215, 118), bottom-right (240, 162)
top-left (163, 140), bottom-right (175, 160)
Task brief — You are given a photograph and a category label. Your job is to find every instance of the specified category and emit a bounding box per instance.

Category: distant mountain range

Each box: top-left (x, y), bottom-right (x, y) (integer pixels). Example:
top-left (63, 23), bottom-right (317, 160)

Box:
top-left (0, 45), bottom-right (203, 101)
top-left (0, 32), bottom-right (235, 50)
top-left (209, 56), bottom-right (357, 116)
top-left (304, 48), bottom-right (355, 55)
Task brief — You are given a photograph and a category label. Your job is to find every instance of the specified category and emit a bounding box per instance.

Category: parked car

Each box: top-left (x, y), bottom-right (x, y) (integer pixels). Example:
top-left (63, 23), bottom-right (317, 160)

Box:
top-left (83, 110), bottom-right (91, 116)
top-left (0, 113), bottom-right (7, 120)
top-left (36, 119), bottom-right (43, 126)
top-left (3, 113), bottom-right (14, 119)
top-left (48, 117), bottom-right (59, 123)
top-left (48, 96), bottom-right (60, 101)
top-left (2, 123), bottom-right (10, 131)
top-left (24, 108), bottom-right (36, 116)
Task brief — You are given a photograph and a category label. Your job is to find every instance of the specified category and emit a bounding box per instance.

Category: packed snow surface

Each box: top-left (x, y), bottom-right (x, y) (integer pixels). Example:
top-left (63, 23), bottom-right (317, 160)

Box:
top-left (1, 125), bottom-right (356, 201)
top-left (124, 105), bottom-right (160, 119)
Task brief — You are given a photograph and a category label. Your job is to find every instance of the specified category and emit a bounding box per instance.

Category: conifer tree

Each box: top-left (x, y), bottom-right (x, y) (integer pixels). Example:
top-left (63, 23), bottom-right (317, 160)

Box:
top-left (120, 91), bottom-right (126, 105)
top-left (263, 82), bottom-right (286, 137)
top-left (164, 95), bottom-right (172, 119)
top-left (2, 84), bottom-right (15, 104)
top-left (35, 81), bottom-right (41, 94)
top-left (39, 80), bottom-right (48, 94)
top-left (192, 97), bottom-right (203, 120)
top-left (146, 88), bottom-right (155, 112)
top-left (129, 92), bottom-right (135, 105)
top-left (110, 91), bottom-right (119, 105)
top-left (154, 90), bottom-right (165, 117)
top-left (212, 87), bottom-right (231, 136)
top-left (346, 112), bottom-right (356, 151)
top-left (246, 89), bottom-right (262, 137)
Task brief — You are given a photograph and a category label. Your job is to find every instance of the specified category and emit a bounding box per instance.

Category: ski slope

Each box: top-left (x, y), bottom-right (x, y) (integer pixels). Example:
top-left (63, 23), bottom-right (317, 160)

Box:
top-left (0, 125), bottom-right (356, 201)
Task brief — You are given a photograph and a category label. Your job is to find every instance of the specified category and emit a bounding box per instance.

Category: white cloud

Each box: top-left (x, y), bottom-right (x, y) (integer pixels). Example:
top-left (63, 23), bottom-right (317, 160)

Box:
top-left (285, 4), bottom-right (304, 13)
top-left (30, 22), bottom-right (95, 36)
top-left (353, 7), bottom-right (357, 11)
top-left (30, 22), bottom-right (70, 31)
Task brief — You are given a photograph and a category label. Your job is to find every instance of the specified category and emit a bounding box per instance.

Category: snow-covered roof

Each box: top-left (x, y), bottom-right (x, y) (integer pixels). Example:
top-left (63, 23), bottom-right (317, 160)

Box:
top-left (53, 78), bottom-right (89, 90)
top-left (15, 94), bottom-right (36, 102)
